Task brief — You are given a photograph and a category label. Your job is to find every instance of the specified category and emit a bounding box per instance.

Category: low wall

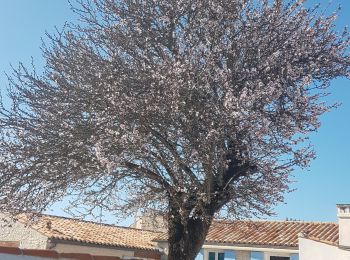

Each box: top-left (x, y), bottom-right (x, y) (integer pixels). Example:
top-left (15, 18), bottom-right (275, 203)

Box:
top-left (0, 246), bottom-right (142, 260)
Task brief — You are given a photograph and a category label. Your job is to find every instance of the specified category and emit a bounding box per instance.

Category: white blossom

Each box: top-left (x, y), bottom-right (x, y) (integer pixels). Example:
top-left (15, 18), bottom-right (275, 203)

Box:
top-left (0, 1), bottom-right (348, 259)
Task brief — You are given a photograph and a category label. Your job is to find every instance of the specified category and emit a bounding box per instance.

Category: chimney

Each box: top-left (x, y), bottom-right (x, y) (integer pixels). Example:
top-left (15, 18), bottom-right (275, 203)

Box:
top-left (131, 212), bottom-right (143, 229)
top-left (337, 204), bottom-right (350, 248)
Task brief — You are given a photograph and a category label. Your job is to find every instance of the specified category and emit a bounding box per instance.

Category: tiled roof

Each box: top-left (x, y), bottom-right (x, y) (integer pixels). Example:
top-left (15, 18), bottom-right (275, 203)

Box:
top-left (155, 220), bottom-right (339, 248)
top-left (17, 214), bottom-right (162, 252)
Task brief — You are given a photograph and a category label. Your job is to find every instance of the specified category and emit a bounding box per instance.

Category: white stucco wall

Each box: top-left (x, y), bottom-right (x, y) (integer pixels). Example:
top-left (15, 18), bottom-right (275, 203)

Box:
top-left (53, 242), bottom-right (135, 258)
top-left (339, 217), bottom-right (350, 248)
top-left (0, 218), bottom-right (48, 249)
top-left (299, 237), bottom-right (350, 260)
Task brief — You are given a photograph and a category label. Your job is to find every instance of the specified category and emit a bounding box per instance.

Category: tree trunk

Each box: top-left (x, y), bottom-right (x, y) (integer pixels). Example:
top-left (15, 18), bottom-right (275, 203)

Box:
top-left (167, 202), bottom-right (213, 260)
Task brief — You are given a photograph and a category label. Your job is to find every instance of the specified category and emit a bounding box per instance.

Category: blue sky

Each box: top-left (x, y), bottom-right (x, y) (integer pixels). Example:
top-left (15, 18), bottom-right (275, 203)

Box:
top-left (0, 0), bottom-right (349, 224)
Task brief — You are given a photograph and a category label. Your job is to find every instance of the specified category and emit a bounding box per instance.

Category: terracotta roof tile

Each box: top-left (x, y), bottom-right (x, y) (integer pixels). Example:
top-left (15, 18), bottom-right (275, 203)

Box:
top-left (17, 214), bottom-right (162, 251)
top-left (155, 220), bottom-right (339, 248)
top-left (15, 214), bottom-right (339, 250)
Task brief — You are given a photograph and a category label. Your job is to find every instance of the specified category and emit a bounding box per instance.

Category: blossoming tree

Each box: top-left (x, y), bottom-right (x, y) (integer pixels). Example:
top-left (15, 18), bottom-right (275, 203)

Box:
top-left (0, 0), bottom-right (349, 259)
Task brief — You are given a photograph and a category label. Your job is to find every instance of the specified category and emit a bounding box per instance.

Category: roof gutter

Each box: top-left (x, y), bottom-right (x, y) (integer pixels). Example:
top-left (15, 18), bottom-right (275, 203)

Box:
top-left (49, 237), bottom-right (161, 253)
top-left (201, 244), bottom-right (298, 254)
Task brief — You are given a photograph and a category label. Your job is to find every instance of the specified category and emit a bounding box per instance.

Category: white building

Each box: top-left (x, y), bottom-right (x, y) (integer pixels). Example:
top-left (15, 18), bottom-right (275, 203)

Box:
top-left (298, 204), bottom-right (350, 260)
top-left (155, 219), bottom-right (334, 260)
top-left (154, 204), bottom-right (350, 260)
top-left (1, 204), bottom-right (349, 260)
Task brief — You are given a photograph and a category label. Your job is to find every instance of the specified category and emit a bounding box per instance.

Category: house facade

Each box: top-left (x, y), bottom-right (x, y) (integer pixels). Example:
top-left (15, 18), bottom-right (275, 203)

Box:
top-left (0, 214), bottom-right (162, 260)
top-left (154, 205), bottom-right (350, 260)
top-left (298, 204), bottom-right (350, 260)
top-left (155, 219), bottom-right (336, 260)
top-left (1, 204), bottom-right (349, 260)
top-left (0, 245), bottom-right (130, 260)
top-left (195, 245), bottom-right (299, 260)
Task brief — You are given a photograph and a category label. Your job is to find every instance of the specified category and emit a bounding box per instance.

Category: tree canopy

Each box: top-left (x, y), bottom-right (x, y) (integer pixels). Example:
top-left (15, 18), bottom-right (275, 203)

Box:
top-left (0, 0), bottom-right (349, 259)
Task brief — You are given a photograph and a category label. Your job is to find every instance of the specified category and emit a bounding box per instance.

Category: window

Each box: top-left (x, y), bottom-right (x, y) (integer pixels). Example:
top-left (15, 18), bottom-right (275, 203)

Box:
top-left (251, 251), bottom-right (264, 260)
top-left (208, 252), bottom-right (225, 260)
top-left (218, 252), bottom-right (225, 260)
top-left (270, 257), bottom-right (290, 260)
top-left (209, 252), bottom-right (216, 260)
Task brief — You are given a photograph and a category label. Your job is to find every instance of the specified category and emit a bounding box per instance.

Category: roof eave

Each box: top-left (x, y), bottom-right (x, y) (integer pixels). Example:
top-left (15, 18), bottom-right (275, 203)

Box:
top-left (49, 237), bottom-right (162, 253)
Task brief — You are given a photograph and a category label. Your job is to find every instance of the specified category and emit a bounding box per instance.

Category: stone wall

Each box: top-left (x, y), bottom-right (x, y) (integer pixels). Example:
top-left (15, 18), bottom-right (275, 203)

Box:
top-left (0, 217), bottom-right (48, 249)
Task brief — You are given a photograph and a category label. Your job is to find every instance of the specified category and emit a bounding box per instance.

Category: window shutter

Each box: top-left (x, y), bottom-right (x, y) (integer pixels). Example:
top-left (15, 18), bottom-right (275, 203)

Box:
top-left (290, 254), bottom-right (299, 260)
top-left (250, 251), bottom-right (264, 260)
top-left (224, 250), bottom-right (236, 260)
top-left (195, 249), bottom-right (204, 260)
